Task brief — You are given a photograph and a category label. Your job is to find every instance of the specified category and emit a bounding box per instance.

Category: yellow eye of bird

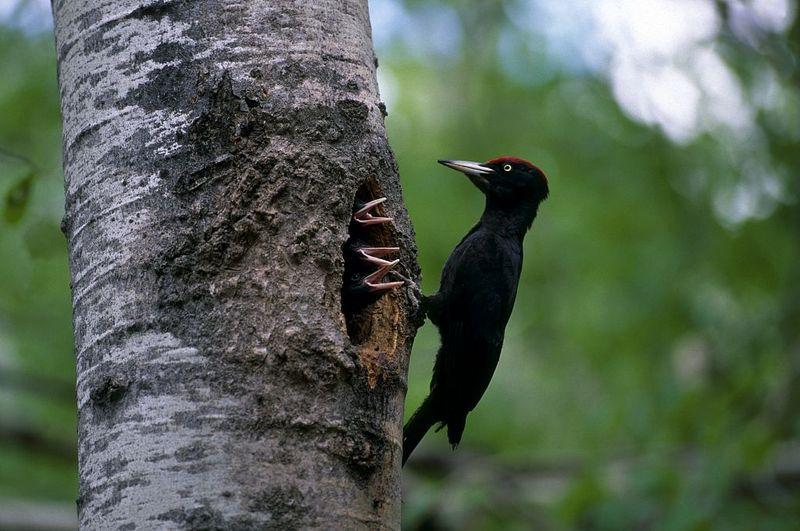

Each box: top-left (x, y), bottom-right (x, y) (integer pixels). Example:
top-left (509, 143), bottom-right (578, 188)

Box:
top-left (503, 164), bottom-right (512, 172)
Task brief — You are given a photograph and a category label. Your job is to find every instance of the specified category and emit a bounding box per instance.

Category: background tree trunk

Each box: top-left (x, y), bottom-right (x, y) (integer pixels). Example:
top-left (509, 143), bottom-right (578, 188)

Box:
top-left (52, 0), bottom-right (418, 528)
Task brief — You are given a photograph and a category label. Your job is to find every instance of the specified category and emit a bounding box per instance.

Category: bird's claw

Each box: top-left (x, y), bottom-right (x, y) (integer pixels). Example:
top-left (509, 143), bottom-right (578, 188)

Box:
top-left (387, 270), bottom-right (426, 325)
top-left (388, 270), bottom-right (420, 298)
top-left (353, 197), bottom-right (393, 226)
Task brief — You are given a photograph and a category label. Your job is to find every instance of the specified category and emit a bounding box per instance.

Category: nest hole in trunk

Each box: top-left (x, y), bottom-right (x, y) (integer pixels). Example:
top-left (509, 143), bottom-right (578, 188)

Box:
top-left (341, 177), bottom-right (404, 384)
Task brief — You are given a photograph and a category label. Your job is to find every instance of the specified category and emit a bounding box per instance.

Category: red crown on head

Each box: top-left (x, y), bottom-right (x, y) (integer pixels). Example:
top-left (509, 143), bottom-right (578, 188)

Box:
top-left (486, 156), bottom-right (546, 180)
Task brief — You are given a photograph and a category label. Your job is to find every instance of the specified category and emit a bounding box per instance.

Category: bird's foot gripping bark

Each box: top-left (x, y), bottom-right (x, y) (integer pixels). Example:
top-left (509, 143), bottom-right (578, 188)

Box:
top-left (387, 269), bottom-right (427, 327)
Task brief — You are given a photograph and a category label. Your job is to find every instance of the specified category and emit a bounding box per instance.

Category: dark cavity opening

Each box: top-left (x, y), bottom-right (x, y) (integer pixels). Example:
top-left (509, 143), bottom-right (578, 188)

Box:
top-left (341, 177), bottom-right (398, 344)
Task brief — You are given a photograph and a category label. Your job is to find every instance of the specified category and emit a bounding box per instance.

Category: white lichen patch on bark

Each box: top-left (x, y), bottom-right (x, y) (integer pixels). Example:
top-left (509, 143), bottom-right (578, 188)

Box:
top-left (53, 0), bottom-right (419, 529)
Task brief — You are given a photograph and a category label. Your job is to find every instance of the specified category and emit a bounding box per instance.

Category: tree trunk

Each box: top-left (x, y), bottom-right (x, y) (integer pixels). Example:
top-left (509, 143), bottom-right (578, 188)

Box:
top-left (52, 1), bottom-right (418, 528)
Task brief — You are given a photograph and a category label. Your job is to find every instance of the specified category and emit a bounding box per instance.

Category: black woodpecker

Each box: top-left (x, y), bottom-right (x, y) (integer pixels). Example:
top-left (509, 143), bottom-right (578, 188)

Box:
top-left (402, 157), bottom-right (549, 465)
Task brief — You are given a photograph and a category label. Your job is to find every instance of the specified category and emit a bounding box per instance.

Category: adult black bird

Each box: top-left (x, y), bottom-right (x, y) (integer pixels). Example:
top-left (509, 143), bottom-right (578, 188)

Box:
top-left (402, 156), bottom-right (549, 465)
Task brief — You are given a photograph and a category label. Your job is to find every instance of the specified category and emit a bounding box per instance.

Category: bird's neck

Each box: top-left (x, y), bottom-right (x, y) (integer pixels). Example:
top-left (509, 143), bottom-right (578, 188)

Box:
top-left (479, 198), bottom-right (539, 239)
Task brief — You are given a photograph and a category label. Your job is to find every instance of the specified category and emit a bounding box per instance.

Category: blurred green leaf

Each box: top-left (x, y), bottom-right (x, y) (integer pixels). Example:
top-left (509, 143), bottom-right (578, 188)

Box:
top-left (3, 170), bottom-right (35, 224)
top-left (23, 219), bottom-right (64, 259)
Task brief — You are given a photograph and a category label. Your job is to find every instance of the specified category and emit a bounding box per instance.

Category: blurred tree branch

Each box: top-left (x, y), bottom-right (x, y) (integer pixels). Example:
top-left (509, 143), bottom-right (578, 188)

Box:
top-left (0, 369), bottom-right (75, 402)
top-left (0, 497), bottom-right (77, 531)
top-left (0, 146), bottom-right (38, 171)
top-left (0, 423), bottom-right (76, 461)
top-left (405, 441), bottom-right (800, 527)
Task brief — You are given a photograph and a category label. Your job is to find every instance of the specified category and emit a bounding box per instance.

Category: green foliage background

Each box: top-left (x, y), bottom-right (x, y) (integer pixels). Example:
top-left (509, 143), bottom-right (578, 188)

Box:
top-left (0, 1), bottom-right (798, 529)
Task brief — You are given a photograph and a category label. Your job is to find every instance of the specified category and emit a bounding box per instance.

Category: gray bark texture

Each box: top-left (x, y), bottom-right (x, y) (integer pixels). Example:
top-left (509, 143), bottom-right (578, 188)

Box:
top-left (52, 0), bottom-right (419, 529)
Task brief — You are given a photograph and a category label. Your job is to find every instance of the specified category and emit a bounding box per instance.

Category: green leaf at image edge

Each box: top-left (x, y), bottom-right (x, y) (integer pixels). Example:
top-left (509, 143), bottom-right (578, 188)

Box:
top-left (4, 171), bottom-right (35, 224)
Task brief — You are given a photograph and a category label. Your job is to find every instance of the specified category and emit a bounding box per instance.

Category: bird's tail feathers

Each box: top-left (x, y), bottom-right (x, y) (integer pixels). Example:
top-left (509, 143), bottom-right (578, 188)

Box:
top-left (446, 413), bottom-right (466, 449)
top-left (402, 395), bottom-right (438, 466)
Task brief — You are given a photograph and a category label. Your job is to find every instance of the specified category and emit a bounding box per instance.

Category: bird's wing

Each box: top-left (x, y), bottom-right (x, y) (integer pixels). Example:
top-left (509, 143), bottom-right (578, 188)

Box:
top-left (439, 233), bottom-right (512, 418)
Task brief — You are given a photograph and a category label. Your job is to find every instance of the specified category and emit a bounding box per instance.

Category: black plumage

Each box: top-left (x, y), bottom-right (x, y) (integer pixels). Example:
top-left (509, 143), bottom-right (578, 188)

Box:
top-left (403, 157), bottom-right (549, 465)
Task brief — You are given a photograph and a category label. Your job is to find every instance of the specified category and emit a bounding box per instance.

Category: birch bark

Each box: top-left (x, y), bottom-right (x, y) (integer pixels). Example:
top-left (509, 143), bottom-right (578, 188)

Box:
top-left (52, 1), bottom-right (418, 528)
